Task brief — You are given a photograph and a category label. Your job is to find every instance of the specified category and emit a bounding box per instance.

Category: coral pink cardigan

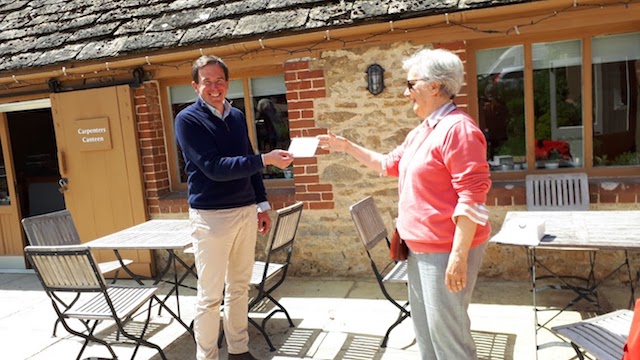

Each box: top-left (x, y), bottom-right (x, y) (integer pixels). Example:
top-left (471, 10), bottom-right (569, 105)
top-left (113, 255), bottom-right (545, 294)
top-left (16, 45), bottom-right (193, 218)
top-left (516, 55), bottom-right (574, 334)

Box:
top-left (384, 104), bottom-right (492, 253)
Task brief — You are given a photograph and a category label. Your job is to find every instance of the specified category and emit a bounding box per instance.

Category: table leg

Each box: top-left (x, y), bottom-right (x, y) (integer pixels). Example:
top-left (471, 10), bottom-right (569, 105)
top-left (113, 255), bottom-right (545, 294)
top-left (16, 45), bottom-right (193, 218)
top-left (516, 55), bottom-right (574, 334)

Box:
top-left (113, 250), bottom-right (144, 285)
top-left (157, 250), bottom-right (198, 318)
top-left (532, 248), bottom-right (635, 358)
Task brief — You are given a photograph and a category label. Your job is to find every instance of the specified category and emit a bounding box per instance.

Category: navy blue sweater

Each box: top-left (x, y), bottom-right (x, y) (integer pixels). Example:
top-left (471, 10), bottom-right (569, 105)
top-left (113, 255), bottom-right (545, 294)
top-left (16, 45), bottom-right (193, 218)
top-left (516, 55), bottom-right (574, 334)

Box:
top-left (175, 98), bottom-right (267, 210)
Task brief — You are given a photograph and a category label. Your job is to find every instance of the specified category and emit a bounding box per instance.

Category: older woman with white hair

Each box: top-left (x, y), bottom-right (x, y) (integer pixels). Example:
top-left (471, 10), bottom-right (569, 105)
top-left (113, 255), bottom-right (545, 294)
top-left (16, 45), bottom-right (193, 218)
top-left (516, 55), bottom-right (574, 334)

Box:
top-left (317, 48), bottom-right (491, 359)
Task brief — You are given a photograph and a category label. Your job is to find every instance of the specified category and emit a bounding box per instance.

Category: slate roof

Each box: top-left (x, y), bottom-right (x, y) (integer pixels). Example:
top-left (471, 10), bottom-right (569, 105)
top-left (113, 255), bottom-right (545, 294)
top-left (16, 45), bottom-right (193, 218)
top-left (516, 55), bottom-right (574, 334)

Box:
top-left (0, 0), bottom-right (530, 76)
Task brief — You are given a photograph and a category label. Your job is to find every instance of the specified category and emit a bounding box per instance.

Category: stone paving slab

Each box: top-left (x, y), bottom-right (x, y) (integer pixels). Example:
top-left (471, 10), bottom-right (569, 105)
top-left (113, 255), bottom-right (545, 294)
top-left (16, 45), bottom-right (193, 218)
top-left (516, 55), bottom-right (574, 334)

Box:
top-left (0, 272), bottom-right (633, 360)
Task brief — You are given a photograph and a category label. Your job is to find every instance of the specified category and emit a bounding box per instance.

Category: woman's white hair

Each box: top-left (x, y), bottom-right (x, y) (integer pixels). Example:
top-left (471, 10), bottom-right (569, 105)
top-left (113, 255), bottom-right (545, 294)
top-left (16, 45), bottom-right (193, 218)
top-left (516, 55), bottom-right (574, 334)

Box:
top-left (402, 48), bottom-right (464, 99)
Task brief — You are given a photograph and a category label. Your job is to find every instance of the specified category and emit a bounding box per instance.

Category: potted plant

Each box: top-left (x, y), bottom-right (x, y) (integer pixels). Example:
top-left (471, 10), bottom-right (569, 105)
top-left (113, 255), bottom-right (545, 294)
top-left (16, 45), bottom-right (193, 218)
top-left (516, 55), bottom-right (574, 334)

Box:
top-left (544, 148), bottom-right (562, 169)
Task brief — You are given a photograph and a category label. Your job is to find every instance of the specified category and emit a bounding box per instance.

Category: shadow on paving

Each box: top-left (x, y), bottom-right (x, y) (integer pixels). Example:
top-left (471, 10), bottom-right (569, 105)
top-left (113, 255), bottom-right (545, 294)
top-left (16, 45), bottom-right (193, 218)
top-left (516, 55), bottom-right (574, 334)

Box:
top-left (152, 319), bottom-right (516, 360)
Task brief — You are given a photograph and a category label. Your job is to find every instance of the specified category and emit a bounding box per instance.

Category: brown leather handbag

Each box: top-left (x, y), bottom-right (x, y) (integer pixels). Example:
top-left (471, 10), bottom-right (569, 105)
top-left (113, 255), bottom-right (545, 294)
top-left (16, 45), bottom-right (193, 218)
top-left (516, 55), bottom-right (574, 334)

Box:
top-left (390, 228), bottom-right (408, 261)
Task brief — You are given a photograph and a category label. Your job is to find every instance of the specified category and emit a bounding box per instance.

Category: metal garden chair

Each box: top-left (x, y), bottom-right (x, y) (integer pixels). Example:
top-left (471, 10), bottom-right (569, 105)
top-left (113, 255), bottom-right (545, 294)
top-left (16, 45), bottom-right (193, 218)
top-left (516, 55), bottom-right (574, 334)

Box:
top-left (525, 172), bottom-right (590, 211)
top-left (215, 201), bottom-right (304, 351)
top-left (24, 245), bottom-right (188, 360)
top-left (21, 209), bottom-right (133, 277)
top-left (21, 209), bottom-right (133, 336)
top-left (349, 196), bottom-right (409, 348)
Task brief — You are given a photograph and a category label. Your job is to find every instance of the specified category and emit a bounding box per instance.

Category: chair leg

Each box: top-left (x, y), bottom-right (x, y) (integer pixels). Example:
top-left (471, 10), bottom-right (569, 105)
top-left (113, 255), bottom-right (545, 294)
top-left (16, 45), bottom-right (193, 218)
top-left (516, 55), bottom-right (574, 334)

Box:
top-left (249, 317), bottom-right (276, 352)
top-left (110, 269), bottom-right (120, 285)
top-left (218, 326), bottom-right (224, 348)
top-left (51, 293), bottom-right (83, 337)
top-left (570, 342), bottom-right (586, 360)
top-left (64, 319), bottom-right (117, 360)
top-left (128, 299), bottom-right (167, 360)
top-left (153, 295), bottom-right (194, 337)
top-left (381, 308), bottom-right (410, 348)
top-left (262, 294), bottom-right (294, 328)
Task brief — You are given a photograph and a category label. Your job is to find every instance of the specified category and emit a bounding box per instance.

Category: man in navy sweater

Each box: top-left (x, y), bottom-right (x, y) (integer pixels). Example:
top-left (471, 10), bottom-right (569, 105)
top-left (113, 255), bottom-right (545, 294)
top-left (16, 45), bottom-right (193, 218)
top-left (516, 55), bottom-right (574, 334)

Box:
top-left (175, 55), bottom-right (293, 360)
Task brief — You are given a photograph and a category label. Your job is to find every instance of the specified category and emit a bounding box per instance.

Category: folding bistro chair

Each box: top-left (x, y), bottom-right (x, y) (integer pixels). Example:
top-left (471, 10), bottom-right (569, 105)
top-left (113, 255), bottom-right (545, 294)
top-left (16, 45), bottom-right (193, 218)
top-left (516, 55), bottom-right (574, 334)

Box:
top-left (525, 173), bottom-right (590, 211)
top-left (216, 201), bottom-right (304, 351)
top-left (551, 309), bottom-right (633, 360)
top-left (21, 209), bottom-right (133, 277)
top-left (249, 201), bottom-right (304, 351)
top-left (349, 196), bottom-right (410, 348)
top-left (24, 245), bottom-right (190, 360)
top-left (21, 209), bottom-right (133, 336)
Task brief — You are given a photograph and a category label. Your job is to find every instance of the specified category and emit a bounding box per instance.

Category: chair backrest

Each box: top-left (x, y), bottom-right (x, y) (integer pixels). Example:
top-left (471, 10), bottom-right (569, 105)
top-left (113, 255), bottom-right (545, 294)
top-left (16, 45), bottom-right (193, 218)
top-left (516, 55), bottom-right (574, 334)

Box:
top-left (21, 210), bottom-right (81, 246)
top-left (349, 196), bottom-right (389, 252)
top-left (525, 173), bottom-right (590, 211)
top-left (24, 245), bottom-right (106, 292)
top-left (264, 201), bottom-right (304, 258)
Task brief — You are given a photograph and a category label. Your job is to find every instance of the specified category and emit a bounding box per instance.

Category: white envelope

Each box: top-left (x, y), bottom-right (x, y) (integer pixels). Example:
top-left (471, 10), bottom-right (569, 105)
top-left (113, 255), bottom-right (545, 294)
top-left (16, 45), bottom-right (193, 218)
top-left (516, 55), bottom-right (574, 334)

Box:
top-left (288, 137), bottom-right (319, 158)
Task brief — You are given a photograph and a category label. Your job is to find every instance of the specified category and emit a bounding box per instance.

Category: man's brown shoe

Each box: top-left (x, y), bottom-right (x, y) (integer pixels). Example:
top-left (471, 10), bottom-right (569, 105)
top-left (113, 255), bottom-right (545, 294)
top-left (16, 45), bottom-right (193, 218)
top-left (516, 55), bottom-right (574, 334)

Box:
top-left (228, 352), bottom-right (258, 360)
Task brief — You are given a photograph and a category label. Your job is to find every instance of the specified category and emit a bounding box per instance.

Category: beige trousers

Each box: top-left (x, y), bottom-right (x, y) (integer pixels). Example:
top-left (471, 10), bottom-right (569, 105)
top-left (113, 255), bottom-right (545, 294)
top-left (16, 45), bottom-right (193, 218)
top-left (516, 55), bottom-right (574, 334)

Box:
top-left (190, 205), bottom-right (257, 360)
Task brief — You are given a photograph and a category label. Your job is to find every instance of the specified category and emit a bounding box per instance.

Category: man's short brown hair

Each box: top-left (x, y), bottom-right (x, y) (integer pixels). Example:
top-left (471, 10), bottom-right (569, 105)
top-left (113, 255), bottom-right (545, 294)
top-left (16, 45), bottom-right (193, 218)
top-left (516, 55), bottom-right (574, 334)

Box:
top-left (192, 55), bottom-right (229, 83)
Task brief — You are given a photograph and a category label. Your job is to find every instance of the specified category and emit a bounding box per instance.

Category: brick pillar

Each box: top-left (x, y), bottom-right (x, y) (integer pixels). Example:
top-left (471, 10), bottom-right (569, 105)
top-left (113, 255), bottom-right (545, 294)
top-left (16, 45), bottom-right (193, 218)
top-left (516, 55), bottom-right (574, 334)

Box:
top-left (133, 81), bottom-right (171, 215)
top-left (284, 61), bottom-right (334, 210)
top-left (435, 41), bottom-right (469, 110)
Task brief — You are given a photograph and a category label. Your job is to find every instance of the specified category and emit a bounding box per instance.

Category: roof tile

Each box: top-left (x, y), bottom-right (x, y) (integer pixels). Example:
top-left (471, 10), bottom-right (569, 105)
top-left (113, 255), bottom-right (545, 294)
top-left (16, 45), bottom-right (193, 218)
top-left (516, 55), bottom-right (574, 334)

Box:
top-left (120, 30), bottom-right (185, 53)
top-left (77, 37), bottom-right (129, 60)
top-left (234, 10), bottom-right (310, 37)
top-left (180, 19), bottom-right (238, 46)
top-left (0, 0), bottom-right (528, 75)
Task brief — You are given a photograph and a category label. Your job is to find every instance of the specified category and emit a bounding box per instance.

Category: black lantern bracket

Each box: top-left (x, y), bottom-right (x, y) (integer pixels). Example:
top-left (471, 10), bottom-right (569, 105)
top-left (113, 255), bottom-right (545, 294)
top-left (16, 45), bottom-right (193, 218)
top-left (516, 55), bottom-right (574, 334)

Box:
top-left (366, 63), bottom-right (385, 95)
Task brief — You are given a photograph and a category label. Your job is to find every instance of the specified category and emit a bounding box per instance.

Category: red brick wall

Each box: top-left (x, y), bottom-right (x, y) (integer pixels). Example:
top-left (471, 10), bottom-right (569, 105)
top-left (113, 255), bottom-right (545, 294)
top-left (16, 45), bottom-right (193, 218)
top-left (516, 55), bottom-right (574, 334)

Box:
top-left (435, 41), bottom-right (468, 110)
top-left (488, 179), bottom-right (640, 206)
top-left (133, 82), bottom-right (175, 216)
top-left (284, 61), bottom-right (334, 210)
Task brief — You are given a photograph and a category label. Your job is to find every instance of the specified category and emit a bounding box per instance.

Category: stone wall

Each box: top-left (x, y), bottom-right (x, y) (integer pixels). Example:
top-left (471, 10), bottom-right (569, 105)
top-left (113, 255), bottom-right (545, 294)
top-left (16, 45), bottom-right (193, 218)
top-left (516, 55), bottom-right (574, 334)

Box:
top-left (140, 40), bottom-right (640, 284)
top-left (285, 41), bottom-right (640, 284)
top-left (295, 41), bottom-right (439, 277)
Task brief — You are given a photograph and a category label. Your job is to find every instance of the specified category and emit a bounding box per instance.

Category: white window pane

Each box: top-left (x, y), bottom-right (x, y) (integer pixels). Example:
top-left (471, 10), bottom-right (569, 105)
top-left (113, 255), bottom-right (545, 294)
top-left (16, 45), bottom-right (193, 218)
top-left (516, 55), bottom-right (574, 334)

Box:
top-left (169, 85), bottom-right (196, 104)
top-left (532, 40), bottom-right (582, 69)
top-left (476, 45), bottom-right (524, 76)
top-left (593, 32), bottom-right (640, 64)
top-left (227, 80), bottom-right (244, 99)
top-left (250, 75), bottom-right (287, 96)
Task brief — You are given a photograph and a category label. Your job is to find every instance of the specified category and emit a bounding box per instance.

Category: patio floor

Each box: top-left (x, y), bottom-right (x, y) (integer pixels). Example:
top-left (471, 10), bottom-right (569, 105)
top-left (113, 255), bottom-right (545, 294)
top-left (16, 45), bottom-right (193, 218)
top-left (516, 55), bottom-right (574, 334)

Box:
top-left (0, 271), bottom-right (632, 360)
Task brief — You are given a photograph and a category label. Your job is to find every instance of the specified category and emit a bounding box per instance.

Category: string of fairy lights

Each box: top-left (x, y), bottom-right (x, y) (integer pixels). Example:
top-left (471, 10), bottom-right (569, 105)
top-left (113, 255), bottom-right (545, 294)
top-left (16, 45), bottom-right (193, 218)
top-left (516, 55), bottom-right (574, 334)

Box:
top-left (0, 0), bottom-right (637, 92)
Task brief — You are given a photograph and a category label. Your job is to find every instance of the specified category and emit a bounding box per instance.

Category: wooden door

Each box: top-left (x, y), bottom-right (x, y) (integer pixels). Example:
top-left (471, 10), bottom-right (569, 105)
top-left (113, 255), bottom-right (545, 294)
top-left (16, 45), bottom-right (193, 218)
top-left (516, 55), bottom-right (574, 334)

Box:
top-left (0, 114), bottom-right (25, 268)
top-left (51, 86), bottom-right (152, 276)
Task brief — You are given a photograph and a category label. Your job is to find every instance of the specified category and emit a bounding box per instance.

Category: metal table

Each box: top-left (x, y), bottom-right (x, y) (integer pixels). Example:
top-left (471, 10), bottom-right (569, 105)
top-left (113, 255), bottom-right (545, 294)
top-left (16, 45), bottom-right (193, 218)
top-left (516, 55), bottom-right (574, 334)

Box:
top-left (85, 219), bottom-right (196, 333)
top-left (491, 210), bottom-right (640, 358)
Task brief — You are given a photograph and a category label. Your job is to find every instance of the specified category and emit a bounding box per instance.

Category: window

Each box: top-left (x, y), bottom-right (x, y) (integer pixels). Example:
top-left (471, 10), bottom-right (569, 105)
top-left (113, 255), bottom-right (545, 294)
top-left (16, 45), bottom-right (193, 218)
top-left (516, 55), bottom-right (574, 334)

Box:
top-left (475, 31), bottom-right (640, 173)
top-left (167, 75), bottom-right (290, 185)
top-left (477, 45), bottom-right (526, 171)
top-left (592, 32), bottom-right (640, 167)
top-left (532, 40), bottom-right (583, 170)
top-left (249, 76), bottom-right (291, 179)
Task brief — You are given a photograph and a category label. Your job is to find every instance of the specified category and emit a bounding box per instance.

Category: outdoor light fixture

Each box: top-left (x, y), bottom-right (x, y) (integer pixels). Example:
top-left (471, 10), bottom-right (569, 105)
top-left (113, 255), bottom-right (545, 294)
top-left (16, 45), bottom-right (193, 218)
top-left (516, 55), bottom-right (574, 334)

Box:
top-left (366, 63), bottom-right (385, 95)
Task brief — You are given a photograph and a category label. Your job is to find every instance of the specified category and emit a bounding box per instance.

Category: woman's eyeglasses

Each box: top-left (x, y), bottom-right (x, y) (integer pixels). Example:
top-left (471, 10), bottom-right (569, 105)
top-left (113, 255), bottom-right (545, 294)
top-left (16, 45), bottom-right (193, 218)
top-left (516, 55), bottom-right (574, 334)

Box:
top-left (406, 78), bottom-right (431, 90)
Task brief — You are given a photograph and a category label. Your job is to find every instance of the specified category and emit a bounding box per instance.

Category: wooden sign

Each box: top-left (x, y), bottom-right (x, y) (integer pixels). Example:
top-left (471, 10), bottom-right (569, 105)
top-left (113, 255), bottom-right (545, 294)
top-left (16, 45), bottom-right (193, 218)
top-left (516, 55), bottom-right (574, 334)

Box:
top-left (74, 117), bottom-right (112, 151)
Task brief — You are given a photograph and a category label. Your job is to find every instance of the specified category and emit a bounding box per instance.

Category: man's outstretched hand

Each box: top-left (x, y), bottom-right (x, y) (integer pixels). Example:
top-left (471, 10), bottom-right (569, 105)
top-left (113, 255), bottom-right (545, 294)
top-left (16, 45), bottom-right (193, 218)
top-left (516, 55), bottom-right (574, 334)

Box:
top-left (263, 149), bottom-right (294, 169)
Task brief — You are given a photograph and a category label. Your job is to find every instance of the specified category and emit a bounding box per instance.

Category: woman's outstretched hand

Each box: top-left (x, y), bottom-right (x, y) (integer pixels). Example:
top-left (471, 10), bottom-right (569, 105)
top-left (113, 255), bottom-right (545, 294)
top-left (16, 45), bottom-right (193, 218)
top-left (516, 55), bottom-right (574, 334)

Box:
top-left (317, 130), bottom-right (349, 152)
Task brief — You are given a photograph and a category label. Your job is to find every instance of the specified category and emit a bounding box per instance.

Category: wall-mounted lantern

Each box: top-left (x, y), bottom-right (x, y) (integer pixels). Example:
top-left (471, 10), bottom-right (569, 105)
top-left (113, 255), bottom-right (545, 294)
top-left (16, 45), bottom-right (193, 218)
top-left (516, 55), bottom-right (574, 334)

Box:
top-left (366, 63), bottom-right (385, 95)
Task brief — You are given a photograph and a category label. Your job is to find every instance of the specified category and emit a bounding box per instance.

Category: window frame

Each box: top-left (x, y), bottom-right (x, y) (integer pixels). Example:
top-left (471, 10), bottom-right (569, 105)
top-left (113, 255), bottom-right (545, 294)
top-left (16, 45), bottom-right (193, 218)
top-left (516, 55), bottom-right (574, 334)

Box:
top-left (467, 25), bottom-right (640, 180)
top-left (160, 66), bottom-right (291, 191)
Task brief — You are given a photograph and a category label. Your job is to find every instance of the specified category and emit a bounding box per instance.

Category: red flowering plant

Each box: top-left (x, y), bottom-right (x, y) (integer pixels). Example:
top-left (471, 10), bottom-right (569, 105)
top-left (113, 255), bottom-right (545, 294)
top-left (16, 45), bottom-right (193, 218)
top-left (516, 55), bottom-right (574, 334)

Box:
top-left (535, 140), bottom-right (572, 161)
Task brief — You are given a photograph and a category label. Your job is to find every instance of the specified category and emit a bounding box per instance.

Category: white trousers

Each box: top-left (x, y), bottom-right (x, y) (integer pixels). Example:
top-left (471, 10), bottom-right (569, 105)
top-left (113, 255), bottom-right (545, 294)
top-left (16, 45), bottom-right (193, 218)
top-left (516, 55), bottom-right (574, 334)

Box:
top-left (190, 205), bottom-right (257, 360)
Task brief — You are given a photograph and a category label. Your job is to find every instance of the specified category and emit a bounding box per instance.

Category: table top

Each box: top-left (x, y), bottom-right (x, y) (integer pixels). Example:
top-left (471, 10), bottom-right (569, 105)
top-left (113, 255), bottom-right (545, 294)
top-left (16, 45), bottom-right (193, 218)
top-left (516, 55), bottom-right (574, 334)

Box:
top-left (491, 210), bottom-right (640, 250)
top-left (85, 219), bottom-right (192, 250)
